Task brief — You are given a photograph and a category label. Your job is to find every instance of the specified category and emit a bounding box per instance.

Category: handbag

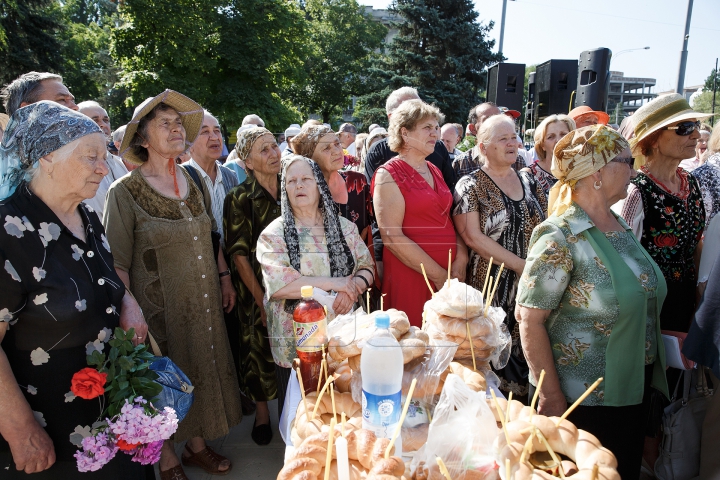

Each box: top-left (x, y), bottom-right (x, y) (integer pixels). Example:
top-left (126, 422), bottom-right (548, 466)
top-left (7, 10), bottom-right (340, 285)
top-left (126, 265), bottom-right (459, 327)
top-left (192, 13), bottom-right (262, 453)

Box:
top-left (655, 368), bottom-right (711, 480)
top-left (147, 332), bottom-right (195, 423)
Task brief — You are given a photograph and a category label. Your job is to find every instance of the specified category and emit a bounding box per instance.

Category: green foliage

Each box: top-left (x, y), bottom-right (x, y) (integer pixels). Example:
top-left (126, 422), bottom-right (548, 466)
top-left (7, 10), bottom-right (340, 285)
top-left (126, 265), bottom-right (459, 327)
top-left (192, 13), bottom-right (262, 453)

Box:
top-left (355, 0), bottom-right (501, 126)
top-left (86, 327), bottom-right (161, 417)
top-left (692, 90), bottom-right (720, 116)
top-left (286, 0), bottom-right (387, 124)
top-left (0, 0), bottom-right (63, 87)
top-left (704, 68), bottom-right (720, 91)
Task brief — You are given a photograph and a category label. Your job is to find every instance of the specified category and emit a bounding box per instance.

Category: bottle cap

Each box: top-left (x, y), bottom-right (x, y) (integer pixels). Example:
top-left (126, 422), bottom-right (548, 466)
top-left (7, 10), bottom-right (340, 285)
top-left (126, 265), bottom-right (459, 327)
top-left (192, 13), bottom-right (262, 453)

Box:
top-left (375, 313), bottom-right (390, 329)
top-left (301, 286), bottom-right (313, 298)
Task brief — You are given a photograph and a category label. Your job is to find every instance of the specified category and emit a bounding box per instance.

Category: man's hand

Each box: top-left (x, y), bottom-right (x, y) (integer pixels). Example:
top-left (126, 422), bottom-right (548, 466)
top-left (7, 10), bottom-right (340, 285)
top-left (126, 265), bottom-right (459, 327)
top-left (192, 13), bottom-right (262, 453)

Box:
top-left (220, 276), bottom-right (237, 313)
top-left (8, 422), bottom-right (55, 474)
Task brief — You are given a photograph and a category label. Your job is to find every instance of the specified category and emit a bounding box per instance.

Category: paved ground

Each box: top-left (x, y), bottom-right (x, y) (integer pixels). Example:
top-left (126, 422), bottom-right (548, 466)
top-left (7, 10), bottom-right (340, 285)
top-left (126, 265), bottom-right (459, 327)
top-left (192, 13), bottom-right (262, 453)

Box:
top-left (155, 399), bottom-right (285, 480)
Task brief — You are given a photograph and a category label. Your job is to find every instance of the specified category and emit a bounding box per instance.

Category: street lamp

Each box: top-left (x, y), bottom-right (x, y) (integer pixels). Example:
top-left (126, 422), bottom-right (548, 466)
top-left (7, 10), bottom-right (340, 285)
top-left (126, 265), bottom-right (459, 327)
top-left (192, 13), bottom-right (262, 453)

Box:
top-left (610, 47), bottom-right (650, 123)
top-left (498, 0), bottom-right (516, 57)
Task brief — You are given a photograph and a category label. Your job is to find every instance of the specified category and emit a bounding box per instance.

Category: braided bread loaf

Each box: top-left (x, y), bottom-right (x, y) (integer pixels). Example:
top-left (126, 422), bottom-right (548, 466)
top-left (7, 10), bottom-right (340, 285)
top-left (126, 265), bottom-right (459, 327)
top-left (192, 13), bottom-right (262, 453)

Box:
top-left (292, 391), bottom-right (363, 446)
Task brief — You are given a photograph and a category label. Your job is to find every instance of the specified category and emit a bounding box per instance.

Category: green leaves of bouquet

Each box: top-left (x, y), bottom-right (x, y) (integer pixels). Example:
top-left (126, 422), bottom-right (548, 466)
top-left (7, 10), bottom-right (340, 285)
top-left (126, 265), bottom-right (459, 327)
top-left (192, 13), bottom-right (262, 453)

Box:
top-left (86, 327), bottom-right (162, 417)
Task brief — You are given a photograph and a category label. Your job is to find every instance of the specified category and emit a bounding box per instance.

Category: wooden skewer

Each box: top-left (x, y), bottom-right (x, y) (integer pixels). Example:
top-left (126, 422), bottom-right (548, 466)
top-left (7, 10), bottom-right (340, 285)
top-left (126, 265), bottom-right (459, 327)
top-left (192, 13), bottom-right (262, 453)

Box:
top-left (324, 418), bottom-right (336, 480)
top-left (466, 321), bottom-right (477, 372)
top-left (534, 427), bottom-right (565, 479)
top-left (385, 378), bottom-right (417, 459)
top-left (296, 367), bottom-right (310, 423)
top-left (330, 383), bottom-right (337, 419)
top-left (519, 432), bottom-right (535, 464)
top-left (529, 369), bottom-right (546, 418)
top-left (505, 391), bottom-right (513, 422)
top-left (591, 463), bottom-right (599, 480)
top-left (317, 358), bottom-right (328, 395)
top-left (556, 377), bottom-right (603, 426)
top-left (484, 276), bottom-right (493, 308)
top-left (490, 389), bottom-right (510, 446)
top-left (312, 375), bottom-right (335, 420)
top-left (505, 458), bottom-right (511, 480)
top-left (366, 288), bottom-right (371, 313)
top-left (448, 249), bottom-right (452, 284)
top-left (484, 263), bottom-right (505, 316)
top-left (482, 257), bottom-right (494, 297)
top-left (436, 457), bottom-right (453, 480)
top-left (341, 412), bottom-right (346, 437)
top-left (380, 293), bottom-right (386, 311)
top-left (420, 263), bottom-right (435, 296)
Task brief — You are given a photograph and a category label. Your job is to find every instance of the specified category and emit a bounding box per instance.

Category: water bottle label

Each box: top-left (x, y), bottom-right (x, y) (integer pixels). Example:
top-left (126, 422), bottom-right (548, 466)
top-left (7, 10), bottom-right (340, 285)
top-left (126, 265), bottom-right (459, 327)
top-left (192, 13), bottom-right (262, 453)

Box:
top-left (361, 389), bottom-right (401, 438)
top-left (293, 319), bottom-right (328, 353)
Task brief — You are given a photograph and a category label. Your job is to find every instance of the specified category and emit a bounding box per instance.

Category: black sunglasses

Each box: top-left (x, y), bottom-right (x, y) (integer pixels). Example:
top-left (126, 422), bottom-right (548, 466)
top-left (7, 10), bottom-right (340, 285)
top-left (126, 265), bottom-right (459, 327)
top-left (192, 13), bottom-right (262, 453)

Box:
top-left (665, 120), bottom-right (701, 136)
top-left (612, 156), bottom-right (635, 167)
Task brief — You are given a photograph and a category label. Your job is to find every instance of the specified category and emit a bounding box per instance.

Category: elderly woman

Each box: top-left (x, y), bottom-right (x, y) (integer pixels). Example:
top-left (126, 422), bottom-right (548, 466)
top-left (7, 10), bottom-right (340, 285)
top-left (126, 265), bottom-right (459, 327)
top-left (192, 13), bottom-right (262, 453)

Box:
top-left (257, 155), bottom-right (374, 411)
top-left (223, 127), bottom-right (280, 445)
top-left (0, 102), bottom-right (147, 478)
top-left (618, 94), bottom-right (711, 334)
top-left (452, 114), bottom-right (547, 401)
top-left (104, 90), bottom-right (241, 480)
top-left (371, 100), bottom-right (467, 326)
top-left (291, 125), bottom-right (373, 242)
top-left (522, 115), bottom-right (575, 195)
top-left (516, 125), bottom-right (668, 480)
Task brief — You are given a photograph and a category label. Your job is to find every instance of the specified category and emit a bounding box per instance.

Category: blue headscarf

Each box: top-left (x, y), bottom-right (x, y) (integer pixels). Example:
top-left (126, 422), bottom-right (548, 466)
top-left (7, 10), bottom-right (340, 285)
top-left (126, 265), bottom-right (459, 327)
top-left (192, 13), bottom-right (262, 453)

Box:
top-left (0, 101), bottom-right (101, 200)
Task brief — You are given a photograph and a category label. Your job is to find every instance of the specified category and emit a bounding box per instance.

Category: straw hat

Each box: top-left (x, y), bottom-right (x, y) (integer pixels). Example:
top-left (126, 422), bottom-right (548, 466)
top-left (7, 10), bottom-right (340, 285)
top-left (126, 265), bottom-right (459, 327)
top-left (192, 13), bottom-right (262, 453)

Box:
top-left (0, 113), bottom-right (9, 131)
top-left (119, 89), bottom-right (204, 166)
top-left (630, 93), bottom-right (714, 155)
top-left (568, 106), bottom-right (609, 126)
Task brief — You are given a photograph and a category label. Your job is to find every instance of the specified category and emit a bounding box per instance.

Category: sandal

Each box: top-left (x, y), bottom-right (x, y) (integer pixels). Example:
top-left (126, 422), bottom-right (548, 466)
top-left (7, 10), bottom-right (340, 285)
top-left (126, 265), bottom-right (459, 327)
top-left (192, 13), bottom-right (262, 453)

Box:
top-left (182, 443), bottom-right (232, 476)
top-left (159, 464), bottom-right (189, 480)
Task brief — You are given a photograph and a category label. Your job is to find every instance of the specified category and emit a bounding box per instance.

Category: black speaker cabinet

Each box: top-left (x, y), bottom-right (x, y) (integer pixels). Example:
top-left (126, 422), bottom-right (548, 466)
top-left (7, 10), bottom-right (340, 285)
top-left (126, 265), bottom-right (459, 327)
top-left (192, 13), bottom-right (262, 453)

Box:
top-left (534, 59), bottom-right (578, 120)
top-left (487, 63), bottom-right (526, 112)
top-left (574, 47), bottom-right (612, 112)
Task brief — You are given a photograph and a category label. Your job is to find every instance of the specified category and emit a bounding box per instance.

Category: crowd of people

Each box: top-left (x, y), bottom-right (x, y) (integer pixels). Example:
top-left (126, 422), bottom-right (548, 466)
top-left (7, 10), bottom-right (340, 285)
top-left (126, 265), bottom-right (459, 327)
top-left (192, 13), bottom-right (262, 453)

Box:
top-left (0, 71), bottom-right (718, 480)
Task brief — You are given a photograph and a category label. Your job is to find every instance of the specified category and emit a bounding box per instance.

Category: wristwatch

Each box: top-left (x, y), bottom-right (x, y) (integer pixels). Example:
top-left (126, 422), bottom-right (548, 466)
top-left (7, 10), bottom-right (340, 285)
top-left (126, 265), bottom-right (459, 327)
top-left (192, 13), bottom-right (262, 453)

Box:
top-left (219, 269), bottom-right (231, 278)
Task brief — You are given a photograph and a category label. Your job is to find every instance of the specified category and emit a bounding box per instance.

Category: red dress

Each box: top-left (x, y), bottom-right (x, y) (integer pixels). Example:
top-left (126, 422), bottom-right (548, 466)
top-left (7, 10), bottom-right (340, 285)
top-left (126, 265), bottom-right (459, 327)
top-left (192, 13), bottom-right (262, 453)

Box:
top-left (371, 158), bottom-right (457, 326)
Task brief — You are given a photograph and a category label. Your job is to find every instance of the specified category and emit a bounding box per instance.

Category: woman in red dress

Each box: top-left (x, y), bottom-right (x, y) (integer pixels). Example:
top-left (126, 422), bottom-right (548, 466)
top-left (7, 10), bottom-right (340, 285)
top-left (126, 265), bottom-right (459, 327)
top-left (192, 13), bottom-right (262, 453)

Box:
top-left (371, 100), bottom-right (467, 326)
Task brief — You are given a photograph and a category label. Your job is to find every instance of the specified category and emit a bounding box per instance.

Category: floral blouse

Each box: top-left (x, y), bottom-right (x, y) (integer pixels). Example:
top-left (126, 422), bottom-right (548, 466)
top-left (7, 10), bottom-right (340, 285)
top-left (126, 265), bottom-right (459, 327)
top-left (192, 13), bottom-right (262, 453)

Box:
top-left (257, 215), bottom-right (374, 368)
top-left (692, 153), bottom-right (720, 229)
top-left (517, 203), bottom-right (662, 406)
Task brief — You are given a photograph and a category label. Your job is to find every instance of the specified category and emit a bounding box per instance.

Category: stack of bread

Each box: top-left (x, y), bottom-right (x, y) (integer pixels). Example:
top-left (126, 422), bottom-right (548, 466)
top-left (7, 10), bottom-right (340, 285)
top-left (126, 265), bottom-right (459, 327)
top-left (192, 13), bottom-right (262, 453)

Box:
top-left (279, 428), bottom-right (407, 480)
top-left (291, 390), bottom-right (363, 447)
top-left (423, 279), bottom-right (509, 371)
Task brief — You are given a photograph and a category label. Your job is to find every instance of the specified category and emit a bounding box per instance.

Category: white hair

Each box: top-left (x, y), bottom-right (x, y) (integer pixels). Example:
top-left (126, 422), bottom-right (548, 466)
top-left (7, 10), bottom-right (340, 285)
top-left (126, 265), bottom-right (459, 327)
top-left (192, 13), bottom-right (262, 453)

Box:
top-left (385, 87), bottom-right (420, 115)
top-left (112, 125), bottom-right (126, 143)
top-left (242, 114), bottom-right (265, 128)
top-left (476, 114), bottom-right (516, 145)
top-left (77, 100), bottom-right (105, 111)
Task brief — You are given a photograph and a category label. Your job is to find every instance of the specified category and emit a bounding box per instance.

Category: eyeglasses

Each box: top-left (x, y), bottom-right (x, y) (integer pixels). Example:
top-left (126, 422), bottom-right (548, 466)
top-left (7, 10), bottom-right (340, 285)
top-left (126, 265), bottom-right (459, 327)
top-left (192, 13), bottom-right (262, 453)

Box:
top-left (665, 121), bottom-right (701, 136)
top-left (611, 156), bottom-right (635, 167)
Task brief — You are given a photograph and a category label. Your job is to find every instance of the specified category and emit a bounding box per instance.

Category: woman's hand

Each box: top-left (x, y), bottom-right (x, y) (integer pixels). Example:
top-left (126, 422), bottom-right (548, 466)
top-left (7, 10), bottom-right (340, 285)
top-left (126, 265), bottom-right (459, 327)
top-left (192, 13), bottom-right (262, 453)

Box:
top-left (332, 292), bottom-right (355, 315)
top-left (119, 291), bottom-right (148, 346)
top-left (332, 276), bottom-right (361, 298)
top-left (8, 422), bottom-right (56, 474)
top-left (220, 276), bottom-right (237, 313)
top-left (254, 299), bottom-right (268, 328)
top-left (450, 257), bottom-right (467, 283)
top-left (538, 390), bottom-right (568, 417)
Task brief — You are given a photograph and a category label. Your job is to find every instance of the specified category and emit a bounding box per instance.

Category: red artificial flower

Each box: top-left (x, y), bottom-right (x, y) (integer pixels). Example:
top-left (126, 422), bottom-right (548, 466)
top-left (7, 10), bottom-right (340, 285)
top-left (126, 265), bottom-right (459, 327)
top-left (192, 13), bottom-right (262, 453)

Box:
top-left (654, 234), bottom-right (678, 248)
top-left (116, 439), bottom-right (140, 451)
top-left (70, 368), bottom-right (107, 400)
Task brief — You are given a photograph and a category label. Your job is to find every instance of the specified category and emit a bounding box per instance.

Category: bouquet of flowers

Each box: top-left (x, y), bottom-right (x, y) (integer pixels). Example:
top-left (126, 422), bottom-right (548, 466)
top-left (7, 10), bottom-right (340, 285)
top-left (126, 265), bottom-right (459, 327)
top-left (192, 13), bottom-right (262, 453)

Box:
top-left (70, 327), bottom-right (179, 472)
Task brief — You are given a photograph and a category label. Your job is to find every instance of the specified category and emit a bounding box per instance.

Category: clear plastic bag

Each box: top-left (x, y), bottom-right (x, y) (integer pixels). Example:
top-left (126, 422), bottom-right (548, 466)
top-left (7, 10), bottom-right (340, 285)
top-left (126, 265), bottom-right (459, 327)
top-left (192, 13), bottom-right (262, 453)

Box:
top-left (424, 279), bottom-right (485, 319)
top-left (411, 375), bottom-right (500, 480)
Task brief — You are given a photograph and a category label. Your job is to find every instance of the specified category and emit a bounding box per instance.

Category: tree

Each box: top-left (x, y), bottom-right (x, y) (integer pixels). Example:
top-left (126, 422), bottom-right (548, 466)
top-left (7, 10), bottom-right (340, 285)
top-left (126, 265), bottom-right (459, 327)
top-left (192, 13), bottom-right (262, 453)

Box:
top-left (704, 68), bottom-right (720, 92)
top-left (0, 0), bottom-right (63, 88)
top-left (354, 0), bottom-right (501, 127)
top-left (286, 0), bottom-right (387, 124)
top-left (691, 90), bottom-right (720, 117)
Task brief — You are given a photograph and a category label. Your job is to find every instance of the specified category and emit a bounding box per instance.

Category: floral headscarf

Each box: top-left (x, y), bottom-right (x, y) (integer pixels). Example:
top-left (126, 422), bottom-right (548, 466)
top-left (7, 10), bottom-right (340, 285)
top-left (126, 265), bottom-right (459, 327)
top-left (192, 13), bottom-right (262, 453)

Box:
top-left (0, 101), bottom-right (101, 201)
top-left (548, 124), bottom-right (629, 217)
top-left (290, 125), bottom-right (335, 159)
top-left (234, 126), bottom-right (273, 162)
top-left (280, 155), bottom-right (355, 312)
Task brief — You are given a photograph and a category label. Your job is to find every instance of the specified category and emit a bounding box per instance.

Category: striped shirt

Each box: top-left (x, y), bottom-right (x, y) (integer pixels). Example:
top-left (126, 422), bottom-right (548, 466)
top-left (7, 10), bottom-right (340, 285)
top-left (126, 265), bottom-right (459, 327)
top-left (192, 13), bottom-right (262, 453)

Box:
top-left (187, 159), bottom-right (229, 246)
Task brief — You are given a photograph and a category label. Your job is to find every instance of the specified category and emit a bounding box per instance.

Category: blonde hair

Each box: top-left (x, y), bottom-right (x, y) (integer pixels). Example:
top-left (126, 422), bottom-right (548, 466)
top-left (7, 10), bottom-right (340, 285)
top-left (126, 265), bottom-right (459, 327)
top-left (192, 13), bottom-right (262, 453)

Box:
top-left (707, 125), bottom-right (720, 155)
top-left (533, 115), bottom-right (576, 159)
top-left (388, 100), bottom-right (444, 152)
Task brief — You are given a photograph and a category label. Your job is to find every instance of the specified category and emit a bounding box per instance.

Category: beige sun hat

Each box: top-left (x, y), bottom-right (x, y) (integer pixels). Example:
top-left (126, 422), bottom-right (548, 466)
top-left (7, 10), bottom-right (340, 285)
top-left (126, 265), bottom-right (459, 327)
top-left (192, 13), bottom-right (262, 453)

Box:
top-left (630, 93), bottom-right (714, 156)
top-left (119, 89), bottom-right (204, 166)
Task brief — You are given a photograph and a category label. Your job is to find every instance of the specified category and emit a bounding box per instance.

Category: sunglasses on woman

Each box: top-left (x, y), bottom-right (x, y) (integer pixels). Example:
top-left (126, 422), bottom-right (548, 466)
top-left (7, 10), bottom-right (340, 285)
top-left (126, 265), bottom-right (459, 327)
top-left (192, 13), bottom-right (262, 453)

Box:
top-left (611, 156), bottom-right (635, 167)
top-left (665, 120), bottom-right (701, 136)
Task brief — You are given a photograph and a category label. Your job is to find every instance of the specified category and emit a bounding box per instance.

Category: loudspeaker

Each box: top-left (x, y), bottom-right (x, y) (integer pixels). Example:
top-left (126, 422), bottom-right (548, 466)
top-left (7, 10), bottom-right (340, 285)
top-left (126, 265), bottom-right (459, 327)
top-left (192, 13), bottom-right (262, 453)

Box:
top-left (487, 63), bottom-right (526, 112)
top-left (534, 59), bottom-right (578, 120)
top-left (574, 47), bottom-right (612, 112)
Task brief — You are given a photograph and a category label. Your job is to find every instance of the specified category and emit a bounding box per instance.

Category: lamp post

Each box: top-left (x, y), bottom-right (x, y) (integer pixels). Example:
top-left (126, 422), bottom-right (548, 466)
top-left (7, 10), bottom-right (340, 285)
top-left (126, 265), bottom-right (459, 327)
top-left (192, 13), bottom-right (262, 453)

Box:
top-left (676, 0), bottom-right (694, 94)
top-left (611, 47), bottom-right (650, 123)
top-left (498, 0), bottom-right (516, 57)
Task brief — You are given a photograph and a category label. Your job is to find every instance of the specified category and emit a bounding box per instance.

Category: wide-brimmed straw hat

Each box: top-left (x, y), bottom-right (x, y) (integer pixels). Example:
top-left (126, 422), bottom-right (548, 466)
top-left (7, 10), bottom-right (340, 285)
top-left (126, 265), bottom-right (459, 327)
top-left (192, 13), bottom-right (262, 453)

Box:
top-left (630, 93), bottom-right (714, 155)
top-left (119, 89), bottom-right (204, 166)
top-left (568, 106), bottom-right (609, 126)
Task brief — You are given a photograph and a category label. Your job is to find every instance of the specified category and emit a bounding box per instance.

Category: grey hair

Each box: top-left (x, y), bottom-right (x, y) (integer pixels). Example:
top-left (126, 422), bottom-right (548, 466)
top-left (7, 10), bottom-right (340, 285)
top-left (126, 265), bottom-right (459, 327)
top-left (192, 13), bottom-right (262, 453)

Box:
top-left (385, 87), bottom-right (420, 115)
top-left (242, 114), bottom-right (265, 128)
top-left (476, 114), bottom-right (516, 145)
top-left (77, 100), bottom-right (105, 111)
top-left (1, 72), bottom-right (63, 116)
top-left (112, 125), bottom-right (127, 144)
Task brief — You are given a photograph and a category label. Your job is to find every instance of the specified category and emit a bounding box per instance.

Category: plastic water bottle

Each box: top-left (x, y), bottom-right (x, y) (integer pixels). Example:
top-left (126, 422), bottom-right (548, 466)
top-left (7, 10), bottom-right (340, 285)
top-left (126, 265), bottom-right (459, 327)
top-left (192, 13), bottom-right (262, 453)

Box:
top-left (293, 286), bottom-right (328, 394)
top-left (361, 313), bottom-right (404, 456)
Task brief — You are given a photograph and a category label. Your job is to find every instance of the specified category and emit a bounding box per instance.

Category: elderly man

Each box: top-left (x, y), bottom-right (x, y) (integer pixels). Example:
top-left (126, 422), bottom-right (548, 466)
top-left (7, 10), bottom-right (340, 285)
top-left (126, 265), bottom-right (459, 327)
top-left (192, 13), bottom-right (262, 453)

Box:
top-left (241, 113), bottom-right (265, 128)
top-left (441, 123), bottom-right (462, 161)
top-left (568, 106), bottom-right (609, 129)
top-left (338, 122), bottom-right (358, 156)
top-left (1, 71), bottom-right (78, 115)
top-left (183, 111), bottom-right (240, 245)
top-left (76, 101), bottom-right (129, 218)
top-left (281, 123), bottom-right (301, 157)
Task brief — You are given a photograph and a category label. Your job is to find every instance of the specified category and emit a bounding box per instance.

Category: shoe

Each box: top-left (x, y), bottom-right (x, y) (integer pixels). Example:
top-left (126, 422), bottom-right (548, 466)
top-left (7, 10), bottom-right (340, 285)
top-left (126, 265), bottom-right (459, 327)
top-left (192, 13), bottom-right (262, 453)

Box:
top-left (240, 394), bottom-right (257, 416)
top-left (159, 464), bottom-right (190, 480)
top-left (181, 443), bottom-right (232, 476)
top-left (251, 419), bottom-right (273, 445)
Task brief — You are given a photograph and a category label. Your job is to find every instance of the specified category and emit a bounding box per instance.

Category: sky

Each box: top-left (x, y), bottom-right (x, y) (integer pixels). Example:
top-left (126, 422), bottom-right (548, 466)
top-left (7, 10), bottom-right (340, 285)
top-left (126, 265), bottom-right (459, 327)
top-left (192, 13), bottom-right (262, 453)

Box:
top-left (359, 0), bottom-right (720, 95)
